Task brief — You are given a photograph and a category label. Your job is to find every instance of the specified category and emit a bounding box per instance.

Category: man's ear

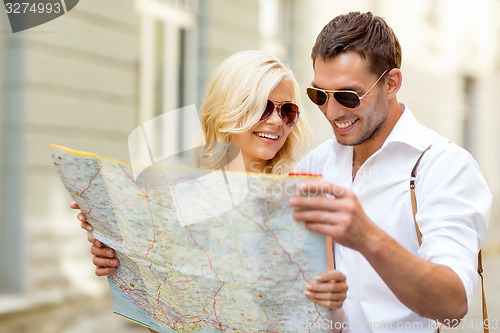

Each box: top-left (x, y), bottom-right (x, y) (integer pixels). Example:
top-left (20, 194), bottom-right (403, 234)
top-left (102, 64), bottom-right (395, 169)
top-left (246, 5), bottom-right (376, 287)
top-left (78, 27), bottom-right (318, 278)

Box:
top-left (385, 68), bottom-right (402, 100)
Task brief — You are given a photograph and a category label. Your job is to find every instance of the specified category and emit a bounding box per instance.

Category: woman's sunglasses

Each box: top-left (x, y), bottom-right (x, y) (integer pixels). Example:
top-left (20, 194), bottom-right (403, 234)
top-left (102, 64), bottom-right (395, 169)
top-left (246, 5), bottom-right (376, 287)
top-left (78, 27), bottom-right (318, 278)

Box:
top-left (260, 100), bottom-right (300, 127)
top-left (306, 69), bottom-right (388, 109)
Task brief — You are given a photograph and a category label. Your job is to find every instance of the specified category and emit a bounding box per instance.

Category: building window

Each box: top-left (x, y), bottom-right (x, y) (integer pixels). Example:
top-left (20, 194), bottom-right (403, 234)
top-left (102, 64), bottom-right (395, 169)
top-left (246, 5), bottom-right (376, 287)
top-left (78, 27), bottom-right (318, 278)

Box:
top-left (463, 76), bottom-right (477, 156)
top-left (134, 0), bottom-right (199, 166)
top-left (259, 0), bottom-right (292, 60)
top-left (425, 0), bottom-right (440, 28)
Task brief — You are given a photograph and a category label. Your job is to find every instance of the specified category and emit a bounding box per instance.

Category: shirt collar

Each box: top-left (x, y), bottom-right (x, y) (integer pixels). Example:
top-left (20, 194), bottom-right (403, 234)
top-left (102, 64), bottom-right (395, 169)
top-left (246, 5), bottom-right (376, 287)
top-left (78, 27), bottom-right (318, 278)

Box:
top-left (382, 102), bottom-right (426, 152)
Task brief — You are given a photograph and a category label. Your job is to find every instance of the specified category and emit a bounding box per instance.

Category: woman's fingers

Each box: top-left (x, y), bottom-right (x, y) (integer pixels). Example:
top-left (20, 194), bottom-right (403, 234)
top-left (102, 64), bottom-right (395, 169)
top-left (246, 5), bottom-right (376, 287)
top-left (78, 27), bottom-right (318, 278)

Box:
top-left (92, 255), bottom-right (119, 268)
top-left (77, 212), bottom-right (93, 231)
top-left (304, 286), bottom-right (346, 309)
top-left (70, 202), bottom-right (116, 276)
top-left (306, 281), bottom-right (347, 293)
top-left (77, 212), bottom-right (86, 222)
top-left (314, 270), bottom-right (346, 282)
top-left (87, 235), bottom-right (101, 247)
top-left (90, 242), bottom-right (116, 258)
top-left (81, 221), bottom-right (92, 232)
top-left (304, 269), bottom-right (348, 309)
top-left (90, 242), bottom-right (120, 276)
top-left (307, 299), bottom-right (344, 309)
top-left (95, 265), bottom-right (118, 276)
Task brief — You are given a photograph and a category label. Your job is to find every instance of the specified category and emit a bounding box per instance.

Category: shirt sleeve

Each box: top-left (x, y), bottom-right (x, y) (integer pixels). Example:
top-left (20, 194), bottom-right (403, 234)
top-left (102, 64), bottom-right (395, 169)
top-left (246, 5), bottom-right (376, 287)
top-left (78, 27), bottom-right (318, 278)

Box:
top-left (415, 142), bottom-right (492, 310)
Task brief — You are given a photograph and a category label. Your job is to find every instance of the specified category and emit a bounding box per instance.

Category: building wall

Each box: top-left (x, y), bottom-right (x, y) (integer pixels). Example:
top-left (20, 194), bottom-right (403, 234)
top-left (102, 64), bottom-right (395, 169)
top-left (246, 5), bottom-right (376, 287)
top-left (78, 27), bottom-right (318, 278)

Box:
top-left (0, 0), bottom-right (5, 277)
top-left (22, 0), bottom-right (138, 293)
top-left (0, 0), bottom-right (7, 293)
top-left (204, 0), bottom-right (260, 75)
top-left (1, 0), bottom-right (139, 331)
top-left (1, 4), bottom-right (26, 294)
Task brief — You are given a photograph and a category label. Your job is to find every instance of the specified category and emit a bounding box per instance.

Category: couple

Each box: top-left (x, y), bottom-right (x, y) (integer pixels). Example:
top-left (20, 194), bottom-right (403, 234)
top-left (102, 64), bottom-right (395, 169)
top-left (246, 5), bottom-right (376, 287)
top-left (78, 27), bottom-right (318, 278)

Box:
top-left (73, 12), bottom-right (491, 333)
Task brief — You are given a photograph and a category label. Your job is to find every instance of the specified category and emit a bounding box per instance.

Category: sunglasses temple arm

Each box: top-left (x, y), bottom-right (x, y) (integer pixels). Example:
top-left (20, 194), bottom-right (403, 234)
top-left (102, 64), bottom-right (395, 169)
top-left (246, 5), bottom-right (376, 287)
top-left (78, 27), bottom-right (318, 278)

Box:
top-left (361, 69), bottom-right (389, 98)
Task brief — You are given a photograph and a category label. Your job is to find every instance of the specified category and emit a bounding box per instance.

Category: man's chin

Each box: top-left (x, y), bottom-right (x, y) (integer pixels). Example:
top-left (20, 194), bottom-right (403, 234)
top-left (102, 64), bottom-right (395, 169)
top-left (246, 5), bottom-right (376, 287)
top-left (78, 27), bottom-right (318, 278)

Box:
top-left (334, 134), bottom-right (357, 147)
top-left (334, 131), bottom-right (373, 147)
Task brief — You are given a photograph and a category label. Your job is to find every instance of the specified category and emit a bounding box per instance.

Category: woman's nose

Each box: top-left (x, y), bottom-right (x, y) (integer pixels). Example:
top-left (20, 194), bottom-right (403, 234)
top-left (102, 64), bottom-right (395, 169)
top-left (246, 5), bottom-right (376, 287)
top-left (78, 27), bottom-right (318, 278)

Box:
top-left (265, 108), bottom-right (283, 126)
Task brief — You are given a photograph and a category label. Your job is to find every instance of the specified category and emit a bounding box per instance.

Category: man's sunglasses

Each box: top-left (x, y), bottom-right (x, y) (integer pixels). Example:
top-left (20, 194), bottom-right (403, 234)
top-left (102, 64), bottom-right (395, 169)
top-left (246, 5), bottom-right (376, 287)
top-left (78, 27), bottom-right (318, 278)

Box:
top-left (306, 69), bottom-right (388, 109)
top-left (260, 100), bottom-right (300, 127)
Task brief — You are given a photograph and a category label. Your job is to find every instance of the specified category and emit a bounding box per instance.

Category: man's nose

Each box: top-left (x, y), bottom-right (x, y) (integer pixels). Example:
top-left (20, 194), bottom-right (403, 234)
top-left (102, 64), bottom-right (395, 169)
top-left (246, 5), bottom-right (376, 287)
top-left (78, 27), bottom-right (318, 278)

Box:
top-left (323, 97), bottom-right (346, 121)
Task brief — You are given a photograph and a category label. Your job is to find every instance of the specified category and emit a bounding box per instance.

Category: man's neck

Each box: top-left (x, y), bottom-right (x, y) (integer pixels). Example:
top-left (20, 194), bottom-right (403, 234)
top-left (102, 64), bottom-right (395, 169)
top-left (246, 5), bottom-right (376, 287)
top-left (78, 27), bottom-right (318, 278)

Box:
top-left (352, 102), bottom-right (404, 180)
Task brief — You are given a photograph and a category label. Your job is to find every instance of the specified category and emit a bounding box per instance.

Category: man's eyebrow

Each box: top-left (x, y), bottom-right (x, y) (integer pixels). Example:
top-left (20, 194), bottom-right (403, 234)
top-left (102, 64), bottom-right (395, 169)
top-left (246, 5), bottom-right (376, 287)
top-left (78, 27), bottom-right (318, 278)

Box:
top-left (310, 82), bottom-right (364, 92)
top-left (310, 82), bottom-right (333, 90)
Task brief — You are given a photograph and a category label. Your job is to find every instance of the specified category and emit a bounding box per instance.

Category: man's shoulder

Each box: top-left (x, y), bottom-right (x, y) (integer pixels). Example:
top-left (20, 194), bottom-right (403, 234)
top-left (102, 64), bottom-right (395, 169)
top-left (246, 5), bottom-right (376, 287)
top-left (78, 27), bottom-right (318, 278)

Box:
top-left (415, 124), bottom-right (474, 161)
top-left (423, 140), bottom-right (480, 175)
top-left (408, 117), bottom-right (470, 158)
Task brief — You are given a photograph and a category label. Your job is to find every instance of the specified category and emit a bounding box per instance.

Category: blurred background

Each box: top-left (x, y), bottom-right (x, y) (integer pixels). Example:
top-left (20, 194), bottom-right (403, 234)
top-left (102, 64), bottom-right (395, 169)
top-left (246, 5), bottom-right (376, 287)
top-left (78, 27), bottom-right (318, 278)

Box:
top-left (0, 0), bottom-right (499, 332)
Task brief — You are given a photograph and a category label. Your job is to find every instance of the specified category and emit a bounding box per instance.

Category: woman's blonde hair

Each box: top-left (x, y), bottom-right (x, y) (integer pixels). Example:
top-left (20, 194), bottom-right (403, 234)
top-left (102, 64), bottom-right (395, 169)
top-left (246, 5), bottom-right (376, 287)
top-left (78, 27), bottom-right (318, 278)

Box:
top-left (198, 50), bottom-right (311, 174)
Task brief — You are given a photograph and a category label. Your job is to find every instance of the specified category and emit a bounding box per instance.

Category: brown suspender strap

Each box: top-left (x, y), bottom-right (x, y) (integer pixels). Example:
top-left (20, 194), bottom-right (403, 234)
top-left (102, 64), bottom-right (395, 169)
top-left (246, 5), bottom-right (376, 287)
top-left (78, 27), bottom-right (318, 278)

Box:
top-left (478, 250), bottom-right (489, 333)
top-left (411, 145), bottom-right (489, 333)
top-left (410, 145), bottom-right (431, 245)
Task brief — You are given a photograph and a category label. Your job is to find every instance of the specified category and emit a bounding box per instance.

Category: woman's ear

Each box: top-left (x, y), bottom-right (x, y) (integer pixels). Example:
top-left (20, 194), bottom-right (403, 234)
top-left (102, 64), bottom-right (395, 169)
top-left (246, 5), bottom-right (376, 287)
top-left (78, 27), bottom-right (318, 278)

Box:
top-left (385, 68), bottom-right (402, 100)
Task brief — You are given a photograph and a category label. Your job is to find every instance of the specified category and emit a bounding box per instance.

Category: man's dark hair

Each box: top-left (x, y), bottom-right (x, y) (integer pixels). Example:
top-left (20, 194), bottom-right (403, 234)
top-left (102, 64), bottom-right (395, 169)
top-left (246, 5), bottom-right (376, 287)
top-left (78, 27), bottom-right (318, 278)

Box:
top-left (311, 12), bottom-right (402, 75)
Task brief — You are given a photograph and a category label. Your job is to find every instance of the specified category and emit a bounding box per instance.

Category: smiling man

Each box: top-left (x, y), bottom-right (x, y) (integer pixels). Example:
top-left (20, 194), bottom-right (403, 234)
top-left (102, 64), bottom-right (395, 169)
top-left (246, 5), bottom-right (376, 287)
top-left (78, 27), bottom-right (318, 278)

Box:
top-left (291, 11), bottom-right (491, 333)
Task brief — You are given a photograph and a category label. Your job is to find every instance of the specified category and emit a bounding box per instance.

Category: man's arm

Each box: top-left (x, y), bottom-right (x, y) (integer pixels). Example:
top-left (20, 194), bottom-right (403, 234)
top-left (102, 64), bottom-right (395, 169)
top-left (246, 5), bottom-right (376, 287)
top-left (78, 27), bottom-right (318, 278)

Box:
top-left (360, 220), bottom-right (467, 321)
top-left (290, 181), bottom-right (467, 323)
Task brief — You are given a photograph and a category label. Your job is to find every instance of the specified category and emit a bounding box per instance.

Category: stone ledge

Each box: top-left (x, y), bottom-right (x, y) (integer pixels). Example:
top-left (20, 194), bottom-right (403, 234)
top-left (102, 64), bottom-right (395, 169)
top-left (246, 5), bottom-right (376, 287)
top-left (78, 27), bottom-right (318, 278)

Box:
top-left (0, 290), bottom-right (68, 317)
top-left (0, 291), bottom-right (112, 333)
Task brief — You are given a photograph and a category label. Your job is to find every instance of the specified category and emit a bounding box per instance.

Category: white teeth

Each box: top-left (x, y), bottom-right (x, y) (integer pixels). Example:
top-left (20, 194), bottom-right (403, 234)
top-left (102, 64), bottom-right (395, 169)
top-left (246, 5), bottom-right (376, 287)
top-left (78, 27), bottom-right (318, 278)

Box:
top-left (254, 132), bottom-right (279, 140)
top-left (335, 119), bottom-right (358, 129)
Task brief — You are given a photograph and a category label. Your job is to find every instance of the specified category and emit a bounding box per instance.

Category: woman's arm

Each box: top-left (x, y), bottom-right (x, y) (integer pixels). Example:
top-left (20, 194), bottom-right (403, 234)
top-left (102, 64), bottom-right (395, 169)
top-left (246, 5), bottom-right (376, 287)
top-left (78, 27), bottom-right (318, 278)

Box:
top-left (331, 308), bottom-right (346, 333)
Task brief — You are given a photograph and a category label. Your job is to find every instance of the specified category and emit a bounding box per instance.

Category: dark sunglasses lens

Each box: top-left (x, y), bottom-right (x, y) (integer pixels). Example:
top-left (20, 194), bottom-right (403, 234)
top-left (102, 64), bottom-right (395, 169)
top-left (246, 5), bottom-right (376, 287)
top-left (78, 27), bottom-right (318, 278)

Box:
top-left (260, 100), bottom-right (275, 121)
top-left (334, 91), bottom-right (360, 108)
top-left (307, 88), bottom-right (327, 106)
top-left (280, 103), bottom-right (299, 126)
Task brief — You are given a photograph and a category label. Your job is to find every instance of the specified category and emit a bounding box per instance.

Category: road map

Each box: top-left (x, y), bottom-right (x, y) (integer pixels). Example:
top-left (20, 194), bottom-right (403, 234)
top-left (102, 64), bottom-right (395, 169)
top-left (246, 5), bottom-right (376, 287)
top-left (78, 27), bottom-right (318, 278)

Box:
top-left (51, 144), bottom-right (332, 332)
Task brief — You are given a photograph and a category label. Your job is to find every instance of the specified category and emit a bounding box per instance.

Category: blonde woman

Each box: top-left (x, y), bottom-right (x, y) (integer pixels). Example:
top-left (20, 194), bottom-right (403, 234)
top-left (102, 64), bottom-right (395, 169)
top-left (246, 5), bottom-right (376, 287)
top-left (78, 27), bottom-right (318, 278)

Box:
top-left (72, 50), bottom-right (347, 332)
top-left (196, 50), bottom-right (309, 174)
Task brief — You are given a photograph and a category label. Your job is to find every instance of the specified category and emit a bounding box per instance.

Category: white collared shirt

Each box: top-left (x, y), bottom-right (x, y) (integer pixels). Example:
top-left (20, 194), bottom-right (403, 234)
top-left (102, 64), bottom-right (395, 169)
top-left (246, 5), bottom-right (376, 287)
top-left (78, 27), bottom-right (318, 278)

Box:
top-left (299, 104), bottom-right (491, 333)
